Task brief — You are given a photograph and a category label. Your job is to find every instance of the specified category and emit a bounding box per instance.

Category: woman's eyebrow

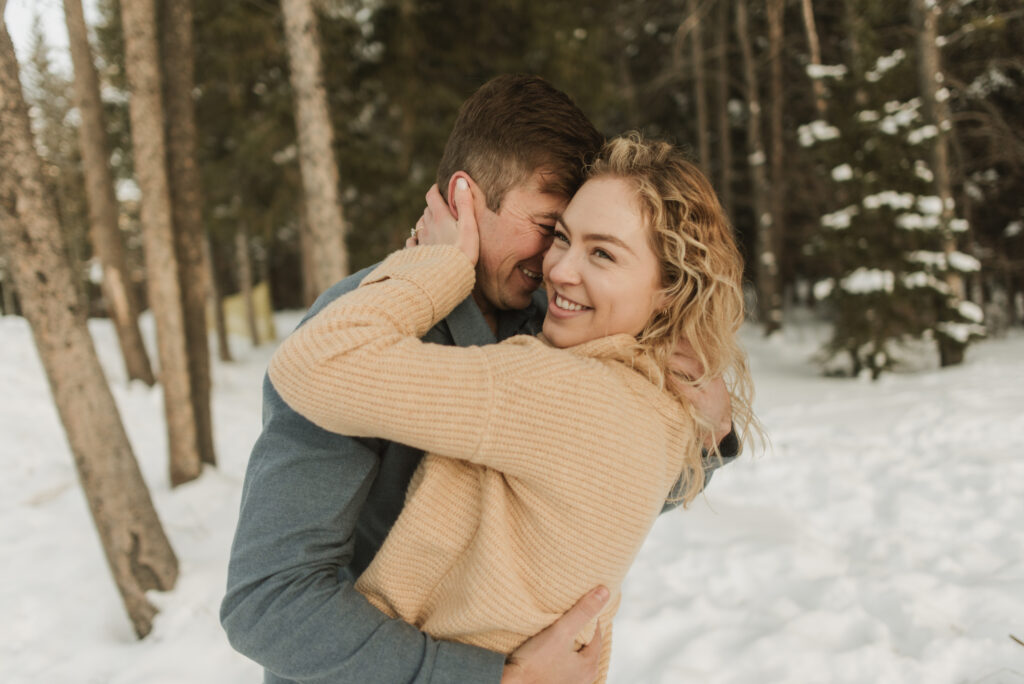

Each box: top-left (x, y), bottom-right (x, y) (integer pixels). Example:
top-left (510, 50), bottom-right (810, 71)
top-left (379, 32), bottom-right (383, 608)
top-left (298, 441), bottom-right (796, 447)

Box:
top-left (558, 216), bottom-right (636, 256)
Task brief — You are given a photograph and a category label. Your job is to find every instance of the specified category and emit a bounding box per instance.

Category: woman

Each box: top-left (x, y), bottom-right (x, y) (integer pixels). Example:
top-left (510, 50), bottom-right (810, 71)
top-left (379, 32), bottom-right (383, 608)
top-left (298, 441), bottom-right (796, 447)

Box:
top-left (269, 135), bottom-right (755, 682)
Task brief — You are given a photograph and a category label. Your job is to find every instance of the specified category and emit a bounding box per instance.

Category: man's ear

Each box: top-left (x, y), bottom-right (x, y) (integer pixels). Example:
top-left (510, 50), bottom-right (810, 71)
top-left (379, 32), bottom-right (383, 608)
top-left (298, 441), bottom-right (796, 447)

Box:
top-left (446, 172), bottom-right (475, 219)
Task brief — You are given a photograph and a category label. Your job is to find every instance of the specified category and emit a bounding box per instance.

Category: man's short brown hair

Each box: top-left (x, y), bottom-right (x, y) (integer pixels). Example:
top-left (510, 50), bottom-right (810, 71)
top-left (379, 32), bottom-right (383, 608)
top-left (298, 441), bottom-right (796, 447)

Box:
top-left (436, 75), bottom-right (603, 211)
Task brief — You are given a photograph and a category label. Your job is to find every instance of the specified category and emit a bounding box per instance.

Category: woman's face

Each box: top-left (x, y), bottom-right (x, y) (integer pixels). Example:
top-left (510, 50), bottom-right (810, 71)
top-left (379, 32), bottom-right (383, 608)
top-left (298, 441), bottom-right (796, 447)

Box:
top-left (542, 176), bottom-right (664, 349)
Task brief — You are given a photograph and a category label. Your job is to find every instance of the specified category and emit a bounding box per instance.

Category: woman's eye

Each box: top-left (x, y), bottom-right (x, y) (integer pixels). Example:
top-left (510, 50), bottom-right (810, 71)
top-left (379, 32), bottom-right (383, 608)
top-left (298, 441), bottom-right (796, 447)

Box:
top-left (553, 229), bottom-right (570, 244)
top-left (594, 248), bottom-right (614, 261)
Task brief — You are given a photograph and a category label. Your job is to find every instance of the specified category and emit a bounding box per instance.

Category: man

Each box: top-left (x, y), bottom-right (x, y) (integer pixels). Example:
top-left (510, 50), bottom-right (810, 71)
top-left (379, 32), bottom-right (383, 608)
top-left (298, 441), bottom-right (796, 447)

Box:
top-left (222, 74), bottom-right (736, 684)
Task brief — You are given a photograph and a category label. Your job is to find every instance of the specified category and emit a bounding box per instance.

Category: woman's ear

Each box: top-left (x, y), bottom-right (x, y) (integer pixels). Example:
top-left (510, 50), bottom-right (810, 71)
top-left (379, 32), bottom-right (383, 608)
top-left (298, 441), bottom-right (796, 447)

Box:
top-left (446, 172), bottom-right (475, 219)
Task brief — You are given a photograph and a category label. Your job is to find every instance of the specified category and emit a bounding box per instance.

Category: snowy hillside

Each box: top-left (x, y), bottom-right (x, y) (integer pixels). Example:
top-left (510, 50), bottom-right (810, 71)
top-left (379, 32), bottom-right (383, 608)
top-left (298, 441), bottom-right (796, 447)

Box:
top-left (3, 313), bottom-right (1022, 683)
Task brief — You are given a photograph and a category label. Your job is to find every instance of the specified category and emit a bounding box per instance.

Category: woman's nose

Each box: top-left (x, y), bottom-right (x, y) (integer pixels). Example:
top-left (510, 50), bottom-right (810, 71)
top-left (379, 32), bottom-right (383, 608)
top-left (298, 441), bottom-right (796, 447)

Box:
top-left (547, 249), bottom-right (581, 285)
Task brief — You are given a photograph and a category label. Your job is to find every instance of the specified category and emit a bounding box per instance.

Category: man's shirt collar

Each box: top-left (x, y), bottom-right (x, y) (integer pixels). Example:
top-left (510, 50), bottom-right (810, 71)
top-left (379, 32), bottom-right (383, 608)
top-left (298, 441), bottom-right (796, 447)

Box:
top-left (445, 289), bottom-right (547, 347)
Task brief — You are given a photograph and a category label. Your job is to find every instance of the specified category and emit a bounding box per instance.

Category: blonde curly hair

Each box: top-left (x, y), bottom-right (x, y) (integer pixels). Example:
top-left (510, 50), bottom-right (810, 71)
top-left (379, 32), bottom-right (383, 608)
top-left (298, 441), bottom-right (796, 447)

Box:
top-left (588, 133), bottom-right (758, 505)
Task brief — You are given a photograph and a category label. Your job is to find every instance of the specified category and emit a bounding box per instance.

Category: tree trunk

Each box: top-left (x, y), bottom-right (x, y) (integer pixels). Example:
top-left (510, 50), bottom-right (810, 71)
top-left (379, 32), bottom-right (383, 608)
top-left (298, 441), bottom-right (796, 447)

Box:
top-left (737, 0), bottom-right (775, 333)
top-left (120, 0), bottom-right (201, 486)
top-left (688, 0), bottom-right (710, 167)
top-left (0, 17), bottom-right (177, 639)
top-left (204, 234), bottom-right (232, 362)
top-left (236, 224), bottom-right (259, 347)
top-left (800, 0), bottom-right (828, 118)
top-left (160, 0), bottom-right (215, 467)
top-left (63, 0), bottom-right (155, 386)
top-left (1, 260), bottom-right (16, 314)
top-left (911, 0), bottom-right (966, 366)
top-left (298, 204), bottom-right (319, 308)
top-left (715, 0), bottom-right (734, 220)
top-left (280, 0), bottom-right (348, 294)
top-left (765, 0), bottom-right (785, 334)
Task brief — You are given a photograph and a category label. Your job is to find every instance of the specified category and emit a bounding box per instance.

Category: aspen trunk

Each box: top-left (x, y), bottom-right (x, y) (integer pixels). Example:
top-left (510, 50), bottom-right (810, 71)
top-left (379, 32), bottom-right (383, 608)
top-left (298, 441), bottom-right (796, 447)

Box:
top-left (160, 0), bottom-right (215, 466)
top-left (715, 0), bottom-right (734, 220)
top-left (911, 0), bottom-right (965, 366)
top-left (280, 0), bottom-right (349, 294)
top-left (298, 205), bottom-right (319, 308)
top-left (1, 263), bottom-right (16, 314)
top-left (63, 0), bottom-right (155, 386)
top-left (204, 234), bottom-right (232, 362)
top-left (737, 0), bottom-right (775, 333)
top-left (120, 0), bottom-right (201, 486)
top-left (800, 0), bottom-right (828, 118)
top-left (236, 224), bottom-right (259, 346)
top-left (765, 0), bottom-right (785, 334)
top-left (688, 0), bottom-right (710, 167)
top-left (0, 17), bottom-right (177, 638)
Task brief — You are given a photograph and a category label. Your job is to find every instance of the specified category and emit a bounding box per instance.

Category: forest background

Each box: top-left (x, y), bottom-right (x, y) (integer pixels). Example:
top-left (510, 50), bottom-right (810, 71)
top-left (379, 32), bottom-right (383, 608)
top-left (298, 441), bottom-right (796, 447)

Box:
top-left (1, 0), bottom-right (1022, 661)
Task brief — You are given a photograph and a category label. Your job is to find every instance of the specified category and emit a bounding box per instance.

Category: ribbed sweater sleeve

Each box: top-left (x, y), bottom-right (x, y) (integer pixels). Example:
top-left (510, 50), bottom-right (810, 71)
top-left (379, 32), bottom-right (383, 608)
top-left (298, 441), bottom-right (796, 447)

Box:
top-left (268, 245), bottom-right (684, 492)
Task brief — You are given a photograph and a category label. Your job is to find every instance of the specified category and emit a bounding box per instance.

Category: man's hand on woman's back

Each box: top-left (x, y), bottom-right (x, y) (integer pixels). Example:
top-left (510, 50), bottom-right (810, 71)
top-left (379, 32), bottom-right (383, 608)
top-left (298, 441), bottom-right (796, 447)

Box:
top-left (501, 586), bottom-right (609, 684)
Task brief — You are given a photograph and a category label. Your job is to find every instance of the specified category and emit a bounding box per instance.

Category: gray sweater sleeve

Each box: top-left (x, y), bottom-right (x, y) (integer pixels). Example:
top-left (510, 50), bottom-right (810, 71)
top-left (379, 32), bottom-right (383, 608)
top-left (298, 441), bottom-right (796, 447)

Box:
top-left (220, 277), bottom-right (505, 684)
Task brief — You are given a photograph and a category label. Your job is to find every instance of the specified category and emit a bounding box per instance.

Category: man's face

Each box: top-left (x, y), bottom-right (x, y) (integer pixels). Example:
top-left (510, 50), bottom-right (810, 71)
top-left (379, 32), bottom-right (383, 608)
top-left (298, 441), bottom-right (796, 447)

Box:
top-left (472, 170), bottom-right (568, 314)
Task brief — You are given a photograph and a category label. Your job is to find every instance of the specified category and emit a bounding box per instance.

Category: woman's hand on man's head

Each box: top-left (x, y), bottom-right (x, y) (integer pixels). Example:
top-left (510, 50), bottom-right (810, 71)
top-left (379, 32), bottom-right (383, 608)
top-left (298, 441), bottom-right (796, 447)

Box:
top-left (410, 177), bottom-right (480, 266)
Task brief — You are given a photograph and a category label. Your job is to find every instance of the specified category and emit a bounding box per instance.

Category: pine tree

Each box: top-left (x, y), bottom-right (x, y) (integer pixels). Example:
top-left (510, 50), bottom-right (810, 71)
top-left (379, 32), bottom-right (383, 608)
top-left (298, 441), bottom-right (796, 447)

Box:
top-left (805, 0), bottom-right (983, 378)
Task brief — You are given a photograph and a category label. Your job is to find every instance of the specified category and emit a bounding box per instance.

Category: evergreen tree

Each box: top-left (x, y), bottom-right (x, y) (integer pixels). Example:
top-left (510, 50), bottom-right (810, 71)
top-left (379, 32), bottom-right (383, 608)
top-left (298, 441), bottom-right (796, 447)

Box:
top-left (805, 0), bottom-right (984, 377)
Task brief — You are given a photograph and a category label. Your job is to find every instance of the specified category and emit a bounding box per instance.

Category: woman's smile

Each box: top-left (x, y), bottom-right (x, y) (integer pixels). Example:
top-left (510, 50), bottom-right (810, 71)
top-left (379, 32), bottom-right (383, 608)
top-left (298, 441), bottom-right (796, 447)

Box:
top-left (549, 291), bottom-right (592, 315)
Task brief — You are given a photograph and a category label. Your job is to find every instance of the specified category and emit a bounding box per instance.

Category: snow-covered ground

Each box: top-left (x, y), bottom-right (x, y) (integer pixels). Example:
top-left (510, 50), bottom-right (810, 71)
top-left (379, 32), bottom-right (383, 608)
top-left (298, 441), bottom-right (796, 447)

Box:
top-left (3, 311), bottom-right (1022, 683)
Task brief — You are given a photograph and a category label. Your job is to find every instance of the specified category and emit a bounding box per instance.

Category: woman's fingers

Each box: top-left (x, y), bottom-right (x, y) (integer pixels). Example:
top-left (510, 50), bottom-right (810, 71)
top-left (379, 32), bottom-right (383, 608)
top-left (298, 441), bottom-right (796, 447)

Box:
top-left (451, 177), bottom-right (480, 265)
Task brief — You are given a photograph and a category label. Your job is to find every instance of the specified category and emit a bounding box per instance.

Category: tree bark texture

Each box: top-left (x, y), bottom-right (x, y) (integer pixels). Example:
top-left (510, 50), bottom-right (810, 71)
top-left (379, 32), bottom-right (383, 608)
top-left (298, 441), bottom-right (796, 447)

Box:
top-left (159, 0), bottom-right (216, 466)
top-left (280, 0), bottom-right (349, 294)
top-left (765, 0), bottom-right (786, 333)
top-left (120, 0), bottom-right (201, 485)
top-left (736, 0), bottom-right (775, 333)
top-left (298, 204), bottom-right (319, 308)
top-left (911, 0), bottom-right (966, 365)
top-left (688, 0), bottom-right (710, 167)
top-left (0, 18), bottom-right (177, 639)
top-left (235, 224), bottom-right (259, 346)
top-left (800, 0), bottom-right (828, 118)
top-left (63, 0), bottom-right (155, 386)
top-left (204, 234), bottom-right (232, 362)
top-left (715, 0), bottom-right (734, 221)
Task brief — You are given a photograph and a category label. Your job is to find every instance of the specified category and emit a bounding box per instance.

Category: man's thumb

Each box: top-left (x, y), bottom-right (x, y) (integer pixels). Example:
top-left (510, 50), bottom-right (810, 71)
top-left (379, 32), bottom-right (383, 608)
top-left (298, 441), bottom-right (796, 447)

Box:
top-left (558, 586), bottom-right (610, 636)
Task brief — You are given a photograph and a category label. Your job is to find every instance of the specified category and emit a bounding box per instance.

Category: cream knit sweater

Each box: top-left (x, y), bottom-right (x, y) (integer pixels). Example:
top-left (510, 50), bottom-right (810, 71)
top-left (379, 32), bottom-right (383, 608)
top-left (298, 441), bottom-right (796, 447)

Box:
top-left (269, 246), bottom-right (697, 683)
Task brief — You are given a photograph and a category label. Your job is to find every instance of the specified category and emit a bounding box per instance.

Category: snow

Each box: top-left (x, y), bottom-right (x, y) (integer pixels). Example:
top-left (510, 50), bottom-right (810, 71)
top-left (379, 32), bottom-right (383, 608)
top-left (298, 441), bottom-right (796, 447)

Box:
top-left (813, 279), bottom-right (834, 301)
top-left (840, 268), bottom-right (895, 294)
top-left (831, 164), bottom-right (853, 182)
top-left (4, 312), bottom-right (1024, 683)
top-left (908, 125), bottom-right (939, 145)
top-left (821, 205), bottom-right (858, 230)
top-left (937, 321), bottom-right (985, 344)
top-left (797, 121), bottom-right (841, 147)
top-left (914, 160), bottom-right (934, 182)
top-left (863, 191), bottom-right (915, 211)
top-left (896, 213), bottom-right (941, 231)
top-left (866, 49), bottom-right (907, 82)
top-left (948, 251), bottom-right (981, 273)
top-left (806, 64), bottom-right (848, 80)
top-left (958, 301), bottom-right (984, 323)
top-left (903, 271), bottom-right (949, 293)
